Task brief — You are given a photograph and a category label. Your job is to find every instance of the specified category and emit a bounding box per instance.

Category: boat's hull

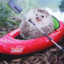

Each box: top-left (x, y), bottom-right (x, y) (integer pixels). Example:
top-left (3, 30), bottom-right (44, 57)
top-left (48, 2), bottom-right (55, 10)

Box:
top-left (0, 21), bottom-right (64, 55)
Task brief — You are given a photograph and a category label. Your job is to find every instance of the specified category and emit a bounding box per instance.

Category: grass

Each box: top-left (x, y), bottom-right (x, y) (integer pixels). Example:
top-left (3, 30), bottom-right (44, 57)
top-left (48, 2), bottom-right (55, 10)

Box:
top-left (0, 2), bottom-right (11, 26)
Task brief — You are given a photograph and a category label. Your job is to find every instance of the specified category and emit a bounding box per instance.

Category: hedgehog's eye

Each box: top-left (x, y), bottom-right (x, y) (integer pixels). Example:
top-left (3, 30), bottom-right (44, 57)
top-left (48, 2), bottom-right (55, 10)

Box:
top-left (36, 14), bottom-right (38, 16)
top-left (41, 15), bottom-right (44, 18)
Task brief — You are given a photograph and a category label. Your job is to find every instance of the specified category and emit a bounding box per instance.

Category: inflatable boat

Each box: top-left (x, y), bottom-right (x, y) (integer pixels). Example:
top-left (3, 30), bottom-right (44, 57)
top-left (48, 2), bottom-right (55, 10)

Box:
top-left (0, 20), bottom-right (64, 55)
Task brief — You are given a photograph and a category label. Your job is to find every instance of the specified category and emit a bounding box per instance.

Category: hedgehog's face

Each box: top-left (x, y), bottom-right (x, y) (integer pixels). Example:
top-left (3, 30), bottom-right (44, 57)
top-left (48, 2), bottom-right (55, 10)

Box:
top-left (26, 9), bottom-right (49, 26)
top-left (33, 11), bottom-right (45, 22)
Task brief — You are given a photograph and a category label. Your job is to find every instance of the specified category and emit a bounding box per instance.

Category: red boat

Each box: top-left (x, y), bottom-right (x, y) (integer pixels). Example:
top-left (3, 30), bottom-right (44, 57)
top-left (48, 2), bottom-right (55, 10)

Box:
top-left (0, 21), bottom-right (64, 55)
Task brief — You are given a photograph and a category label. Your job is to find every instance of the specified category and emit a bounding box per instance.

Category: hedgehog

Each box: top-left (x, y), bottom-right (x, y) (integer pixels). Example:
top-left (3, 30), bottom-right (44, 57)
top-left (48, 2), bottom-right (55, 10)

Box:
top-left (19, 8), bottom-right (54, 39)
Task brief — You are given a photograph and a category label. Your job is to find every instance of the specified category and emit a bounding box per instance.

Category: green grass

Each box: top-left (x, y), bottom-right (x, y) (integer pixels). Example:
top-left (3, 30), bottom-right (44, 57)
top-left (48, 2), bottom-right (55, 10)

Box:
top-left (0, 2), bottom-right (11, 26)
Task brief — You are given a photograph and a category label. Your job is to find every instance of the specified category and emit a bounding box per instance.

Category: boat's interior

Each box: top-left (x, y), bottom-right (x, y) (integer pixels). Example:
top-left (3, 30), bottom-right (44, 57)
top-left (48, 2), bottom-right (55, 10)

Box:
top-left (53, 16), bottom-right (60, 30)
top-left (15, 34), bottom-right (26, 40)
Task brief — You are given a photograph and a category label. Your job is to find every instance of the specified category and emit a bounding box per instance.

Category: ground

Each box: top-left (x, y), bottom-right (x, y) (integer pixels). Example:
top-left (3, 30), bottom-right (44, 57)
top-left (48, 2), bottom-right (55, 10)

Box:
top-left (0, 26), bottom-right (64, 64)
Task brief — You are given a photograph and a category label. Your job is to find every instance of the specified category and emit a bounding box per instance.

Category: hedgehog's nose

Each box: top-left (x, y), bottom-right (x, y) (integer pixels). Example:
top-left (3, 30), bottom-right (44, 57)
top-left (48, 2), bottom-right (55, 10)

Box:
top-left (36, 17), bottom-right (39, 19)
top-left (36, 17), bottom-right (41, 22)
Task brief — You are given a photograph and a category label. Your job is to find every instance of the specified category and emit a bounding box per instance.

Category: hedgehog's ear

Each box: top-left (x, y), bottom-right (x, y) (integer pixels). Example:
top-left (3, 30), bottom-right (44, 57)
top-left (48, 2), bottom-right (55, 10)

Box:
top-left (33, 10), bottom-right (35, 13)
top-left (37, 8), bottom-right (44, 13)
top-left (32, 9), bottom-right (36, 13)
top-left (37, 8), bottom-right (41, 12)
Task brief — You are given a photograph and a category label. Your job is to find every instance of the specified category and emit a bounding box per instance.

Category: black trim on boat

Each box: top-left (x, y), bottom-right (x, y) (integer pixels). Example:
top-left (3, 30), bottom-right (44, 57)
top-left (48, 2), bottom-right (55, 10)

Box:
top-left (15, 34), bottom-right (21, 39)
